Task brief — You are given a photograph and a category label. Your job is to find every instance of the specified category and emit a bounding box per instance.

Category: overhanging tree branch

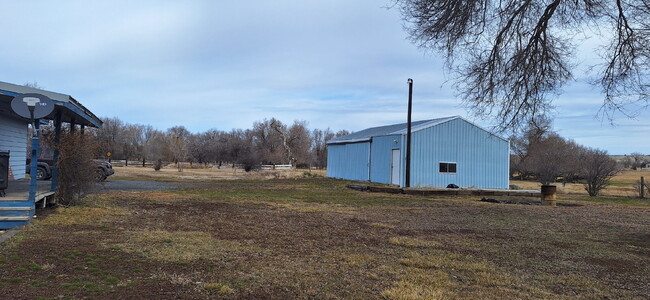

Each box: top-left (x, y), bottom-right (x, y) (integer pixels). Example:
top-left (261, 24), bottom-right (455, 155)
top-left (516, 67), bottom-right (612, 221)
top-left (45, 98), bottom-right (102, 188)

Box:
top-left (398, 0), bottom-right (650, 132)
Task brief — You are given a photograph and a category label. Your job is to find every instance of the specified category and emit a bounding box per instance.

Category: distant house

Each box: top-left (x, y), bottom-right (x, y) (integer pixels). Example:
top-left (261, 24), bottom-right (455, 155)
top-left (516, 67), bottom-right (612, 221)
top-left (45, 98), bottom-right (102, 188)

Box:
top-left (326, 116), bottom-right (509, 189)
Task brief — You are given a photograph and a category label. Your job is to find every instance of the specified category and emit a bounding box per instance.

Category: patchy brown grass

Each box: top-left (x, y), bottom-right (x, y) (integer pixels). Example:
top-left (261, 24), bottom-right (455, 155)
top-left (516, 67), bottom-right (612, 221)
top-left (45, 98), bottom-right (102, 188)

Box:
top-left (388, 236), bottom-right (441, 248)
top-left (112, 230), bottom-right (256, 263)
top-left (0, 178), bottom-right (648, 299)
top-left (36, 206), bottom-right (130, 227)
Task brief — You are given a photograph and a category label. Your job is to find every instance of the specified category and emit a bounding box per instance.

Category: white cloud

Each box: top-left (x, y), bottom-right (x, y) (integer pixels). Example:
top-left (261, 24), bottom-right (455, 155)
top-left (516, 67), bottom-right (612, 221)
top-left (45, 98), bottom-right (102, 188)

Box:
top-left (0, 1), bottom-right (647, 153)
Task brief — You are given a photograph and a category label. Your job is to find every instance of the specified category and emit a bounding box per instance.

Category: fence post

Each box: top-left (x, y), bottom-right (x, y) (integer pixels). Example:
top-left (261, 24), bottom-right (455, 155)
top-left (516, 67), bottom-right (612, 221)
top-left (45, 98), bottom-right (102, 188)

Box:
top-left (642, 176), bottom-right (645, 199)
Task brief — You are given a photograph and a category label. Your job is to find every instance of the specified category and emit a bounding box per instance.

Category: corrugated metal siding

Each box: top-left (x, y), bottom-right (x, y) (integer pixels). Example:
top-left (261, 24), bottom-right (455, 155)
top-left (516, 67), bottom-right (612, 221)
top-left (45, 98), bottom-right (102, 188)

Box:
top-left (326, 142), bottom-right (370, 181)
top-left (369, 135), bottom-right (401, 184)
top-left (410, 118), bottom-right (509, 189)
top-left (0, 115), bottom-right (28, 179)
top-left (328, 118), bottom-right (450, 144)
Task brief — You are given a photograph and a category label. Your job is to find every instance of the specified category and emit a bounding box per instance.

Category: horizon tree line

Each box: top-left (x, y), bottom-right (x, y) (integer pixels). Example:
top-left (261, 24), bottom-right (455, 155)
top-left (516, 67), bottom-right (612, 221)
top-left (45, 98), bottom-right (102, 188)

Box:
top-left (88, 117), bottom-right (349, 170)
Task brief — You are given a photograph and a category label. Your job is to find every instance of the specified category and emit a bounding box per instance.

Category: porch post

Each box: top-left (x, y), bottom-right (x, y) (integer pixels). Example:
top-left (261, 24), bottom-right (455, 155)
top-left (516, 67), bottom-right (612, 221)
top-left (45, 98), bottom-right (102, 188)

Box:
top-left (70, 118), bottom-right (76, 133)
top-left (50, 111), bottom-right (62, 192)
top-left (28, 121), bottom-right (40, 203)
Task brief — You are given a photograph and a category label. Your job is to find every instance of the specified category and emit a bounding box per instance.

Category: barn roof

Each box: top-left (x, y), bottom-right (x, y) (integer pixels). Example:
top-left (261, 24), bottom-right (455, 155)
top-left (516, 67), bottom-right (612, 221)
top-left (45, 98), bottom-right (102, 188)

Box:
top-left (327, 116), bottom-right (460, 144)
top-left (0, 81), bottom-right (102, 127)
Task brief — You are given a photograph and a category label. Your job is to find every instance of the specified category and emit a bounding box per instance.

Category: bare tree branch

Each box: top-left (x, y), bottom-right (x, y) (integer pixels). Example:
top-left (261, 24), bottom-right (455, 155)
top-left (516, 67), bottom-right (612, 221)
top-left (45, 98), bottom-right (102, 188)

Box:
top-left (398, 0), bottom-right (650, 132)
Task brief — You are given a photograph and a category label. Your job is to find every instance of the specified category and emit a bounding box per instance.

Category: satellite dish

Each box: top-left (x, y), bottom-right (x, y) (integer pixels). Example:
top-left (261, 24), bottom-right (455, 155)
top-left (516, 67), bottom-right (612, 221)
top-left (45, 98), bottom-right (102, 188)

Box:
top-left (10, 93), bottom-right (55, 119)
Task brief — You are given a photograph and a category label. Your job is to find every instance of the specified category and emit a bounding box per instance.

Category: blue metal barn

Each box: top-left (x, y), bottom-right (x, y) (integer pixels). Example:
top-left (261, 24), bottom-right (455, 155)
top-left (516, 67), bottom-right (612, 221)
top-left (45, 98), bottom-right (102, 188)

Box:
top-left (326, 116), bottom-right (509, 189)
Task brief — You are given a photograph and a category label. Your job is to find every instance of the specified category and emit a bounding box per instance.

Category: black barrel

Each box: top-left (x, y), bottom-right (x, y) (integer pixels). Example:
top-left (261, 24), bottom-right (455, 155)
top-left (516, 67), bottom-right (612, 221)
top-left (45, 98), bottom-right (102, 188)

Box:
top-left (0, 151), bottom-right (9, 193)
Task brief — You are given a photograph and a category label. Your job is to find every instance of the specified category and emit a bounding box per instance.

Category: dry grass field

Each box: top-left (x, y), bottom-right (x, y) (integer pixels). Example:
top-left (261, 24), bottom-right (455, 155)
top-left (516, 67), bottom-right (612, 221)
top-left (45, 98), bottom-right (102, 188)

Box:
top-left (512, 169), bottom-right (650, 198)
top-left (0, 177), bottom-right (648, 299)
top-left (111, 164), bottom-right (326, 181)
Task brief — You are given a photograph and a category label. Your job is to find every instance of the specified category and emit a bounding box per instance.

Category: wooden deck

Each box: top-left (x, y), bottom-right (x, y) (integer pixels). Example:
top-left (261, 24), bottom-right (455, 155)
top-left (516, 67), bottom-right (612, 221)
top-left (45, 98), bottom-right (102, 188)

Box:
top-left (1, 179), bottom-right (55, 202)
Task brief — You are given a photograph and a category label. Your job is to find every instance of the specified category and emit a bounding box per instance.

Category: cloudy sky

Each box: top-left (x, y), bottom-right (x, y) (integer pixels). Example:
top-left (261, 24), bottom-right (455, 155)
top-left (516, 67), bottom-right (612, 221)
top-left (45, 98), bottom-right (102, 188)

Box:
top-left (1, 1), bottom-right (647, 154)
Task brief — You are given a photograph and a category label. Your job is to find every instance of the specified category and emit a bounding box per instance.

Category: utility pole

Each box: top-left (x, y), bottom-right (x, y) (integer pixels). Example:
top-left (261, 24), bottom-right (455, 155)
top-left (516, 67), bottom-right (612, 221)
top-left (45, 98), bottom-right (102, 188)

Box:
top-left (405, 78), bottom-right (413, 188)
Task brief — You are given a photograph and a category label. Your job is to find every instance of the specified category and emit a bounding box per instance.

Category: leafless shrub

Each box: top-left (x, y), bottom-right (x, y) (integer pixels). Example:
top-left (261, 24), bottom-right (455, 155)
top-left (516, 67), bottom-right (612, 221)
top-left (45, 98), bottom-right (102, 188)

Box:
top-left (511, 120), bottom-right (580, 186)
top-left (510, 117), bottom-right (618, 194)
top-left (581, 148), bottom-right (619, 196)
top-left (54, 132), bottom-right (100, 205)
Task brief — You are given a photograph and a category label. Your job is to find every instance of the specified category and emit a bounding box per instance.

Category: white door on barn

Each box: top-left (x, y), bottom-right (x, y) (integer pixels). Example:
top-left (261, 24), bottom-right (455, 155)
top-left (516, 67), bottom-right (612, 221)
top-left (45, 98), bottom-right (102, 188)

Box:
top-left (391, 149), bottom-right (400, 185)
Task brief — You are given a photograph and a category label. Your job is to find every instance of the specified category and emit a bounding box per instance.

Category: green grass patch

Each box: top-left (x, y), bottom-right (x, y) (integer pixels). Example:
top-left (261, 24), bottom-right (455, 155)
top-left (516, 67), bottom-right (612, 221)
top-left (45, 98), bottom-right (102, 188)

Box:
top-left (105, 276), bottom-right (119, 285)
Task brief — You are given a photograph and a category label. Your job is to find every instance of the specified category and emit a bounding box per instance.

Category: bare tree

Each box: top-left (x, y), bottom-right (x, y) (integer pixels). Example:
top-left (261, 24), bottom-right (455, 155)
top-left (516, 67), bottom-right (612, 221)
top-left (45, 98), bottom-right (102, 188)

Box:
top-left (525, 134), bottom-right (578, 185)
top-left (92, 117), bottom-right (125, 161)
top-left (509, 116), bottom-right (553, 179)
top-left (196, 129), bottom-right (226, 165)
top-left (287, 121), bottom-right (311, 167)
top-left (270, 119), bottom-right (294, 166)
top-left (581, 148), bottom-right (619, 196)
top-left (89, 116), bottom-right (347, 172)
top-left (170, 135), bottom-right (187, 172)
top-left (270, 120), bottom-right (312, 168)
top-left (141, 125), bottom-right (163, 167)
top-left (224, 129), bottom-right (255, 169)
top-left (253, 118), bottom-right (285, 164)
top-left (167, 126), bottom-right (190, 171)
top-left (629, 152), bottom-right (647, 170)
top-left (397, 0), bottom-right (650, 131)
top-left (509, 117), bottom-right (584, 185)
top-left (310, 128), bottom-right (330, 168)
top-left (121, 124), bottom-right (143, 166)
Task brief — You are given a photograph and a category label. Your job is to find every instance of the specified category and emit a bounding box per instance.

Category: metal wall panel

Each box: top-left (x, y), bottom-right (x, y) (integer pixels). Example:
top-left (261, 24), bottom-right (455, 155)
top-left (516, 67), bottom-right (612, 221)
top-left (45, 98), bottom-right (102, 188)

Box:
top-left (326, 142), bottom-right (370, 181)
top-left (0, 115), bottom-right (27, 179)
top-left (409, 118), bottom-right (509, 189)
top-left (369, 135), bottom-right (401, 184)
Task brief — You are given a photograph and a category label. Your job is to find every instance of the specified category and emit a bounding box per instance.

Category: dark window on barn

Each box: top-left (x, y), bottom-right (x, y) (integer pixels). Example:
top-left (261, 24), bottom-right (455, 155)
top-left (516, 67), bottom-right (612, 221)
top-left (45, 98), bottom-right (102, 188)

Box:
top-left (439, 162), bottom-right (457, 173)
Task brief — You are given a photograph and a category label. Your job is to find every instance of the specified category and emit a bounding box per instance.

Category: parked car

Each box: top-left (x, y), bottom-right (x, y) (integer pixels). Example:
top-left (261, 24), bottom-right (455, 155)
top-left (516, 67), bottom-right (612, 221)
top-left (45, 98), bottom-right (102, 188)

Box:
top-left (26, 158), bottom-right (115, 181)
top-left (93, 159), bottom-right (115, 181)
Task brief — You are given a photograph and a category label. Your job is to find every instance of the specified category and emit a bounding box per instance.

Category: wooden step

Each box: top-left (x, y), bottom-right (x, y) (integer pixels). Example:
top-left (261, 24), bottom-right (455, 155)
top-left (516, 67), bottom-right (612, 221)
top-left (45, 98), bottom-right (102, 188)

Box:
top-left (0, 207), bottom-right (34, 211)
top-left (0, 198), bottom-right (31, 202)
top-left (0, 216), bottom-right (30, 221)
